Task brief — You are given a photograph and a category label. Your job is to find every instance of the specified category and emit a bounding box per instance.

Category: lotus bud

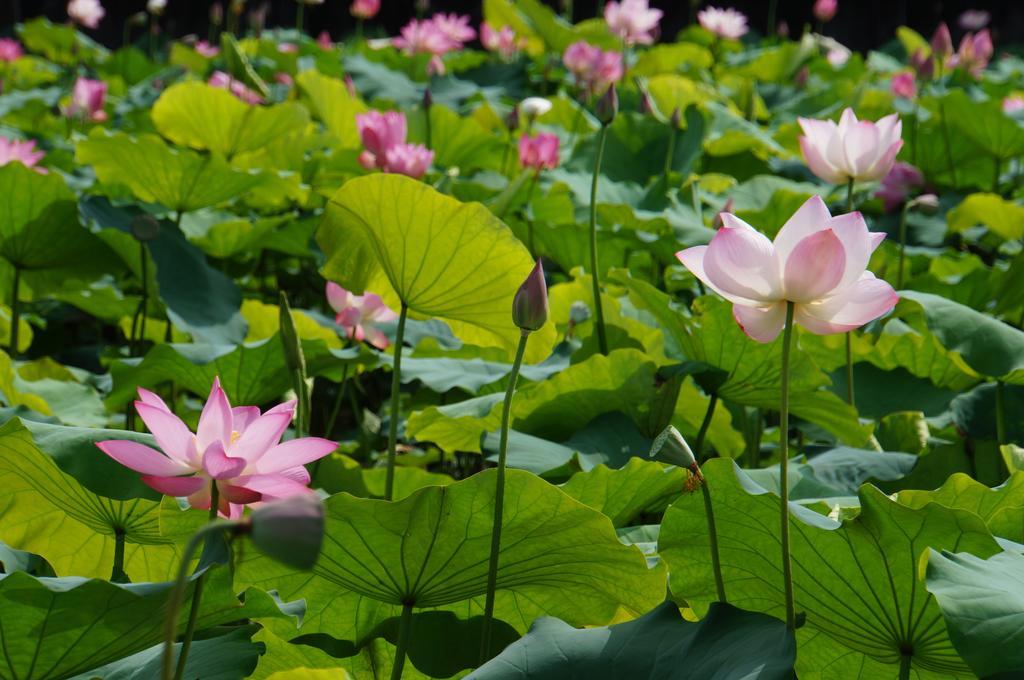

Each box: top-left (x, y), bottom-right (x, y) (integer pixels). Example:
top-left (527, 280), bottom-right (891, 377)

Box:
top-left (246, 495), bottom-right (325, 570)
top-left (131, 215), bottom-right (160, 242)
top-left (512, 259), bottom-right (548, 332)
top-left (595, 84), bottom-right (618, 126)
top-left (505, 105), bottom-right (520, 132)
top-left (908, 193), bottom-right (939, 214)
top-left (638, 89), bottom-right (653, 115)
top-left (649, 425), bottom-right (702, 480)
top-left (931, 22), bottom-right (953, 60)
top-left (910, 48), bottom-right (933, 80)
top-left (670, 106), bottom-right (681, 130)
top-left (210, 2), bottom-right (224, 25)
top-left (569, 300), bottom-right (591, 325)
top-left (129, 11), bottom-right (148, 27)
top-left (777, 20), bottom-right (789, 38)
top-left (422, 87), bottom-right (432, 112)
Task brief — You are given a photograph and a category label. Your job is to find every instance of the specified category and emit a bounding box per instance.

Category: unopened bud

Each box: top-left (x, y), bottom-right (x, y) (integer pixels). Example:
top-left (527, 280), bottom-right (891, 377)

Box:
top-left (210, 2), bottom-right (224, 25)
top-left (505, 105), bottom-right (520, 131)
top-left (131, 215), bottom-right (160, 242)
top-left (908, 193), bottom-right (939, 213)
top-left (422, 88), bottom-right (432, 111)
top-left (595, 84), bottom-right (618, 126)
top-left (649, 425), bottom-right (697, 468)
top-left (246, 495), bottom-right (324, 570)
top-left (129, 11), bottom-right (148, 26)
top-left (569, 300), bottom-right (590, 325)
top-left (512, 259), bottom-right (548, 332)
top-left (931, 22), bottom-right (953, 60)
top-left (777, 20), bottom-right (789, 38)
top-left (670, 107), bottom-right (681, 130)
top-left (910, 48), bottom-right (933, 80)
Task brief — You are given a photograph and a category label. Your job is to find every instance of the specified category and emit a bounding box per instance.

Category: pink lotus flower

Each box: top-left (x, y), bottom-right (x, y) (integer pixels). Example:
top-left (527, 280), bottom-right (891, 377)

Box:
top-left (383, 143), bottom-right (434, 179)
top-left (875, 162), bottom-right (925, 213)
top-left (0, 38), bottom-right (24, 62)
top-left (0, 137), bottom-right (46, 173)
top-left (676, 196), bottom-right (898, 342)
top-left (326, 282), bottom-right (399, 349)
top-left (67, 77), bottom-right (108, 123)
top-left (813, 0), bottom-right (837, 23)
top-left (890, 71), bottom-right (916, 99)
top-left (317, 30), bottom-right (333, 49)
top-left (481, 22), bottom-right (522, 60)
top-left (909, 48), bottom-right (933, 80)
top-left (275, 72), bottom-right (294, 87)
top-left (931, 23), bottom-right (953, 61)
top-left (356, 110), bottom-right (407, 170)
top-left (1004, 95), bottom-right (1024, 114)
top-left (519, 133), bottom-right (559, 171)
top-left (958, 9), bottom-right (990, 31)
top-left (350, 0), bottom-right (380, 20)
top-left (208, 71), bottom-right (264, 105)
top-left (563, 41), bottom-right (623, 94)
top-left (949, 29), bottom-right (992, 78)
top-left (697, 6), bottom-right (748, 40)
top-left (393, 18), bottom-right (459, 75)
top-left (432, 13), bottom-right (476, 45)
top-left (97, 380), bottom-right (337, 518)
top-left (278, 42), bottom-right (299, 54)
top-left (798, 108), bottom-right (902, 185)
top-left (604, 0), bottom-right (663, 46)
top-left (68, 0), bottom-right (105, 28)
top-left (194, 40), bottom-right (220, 57)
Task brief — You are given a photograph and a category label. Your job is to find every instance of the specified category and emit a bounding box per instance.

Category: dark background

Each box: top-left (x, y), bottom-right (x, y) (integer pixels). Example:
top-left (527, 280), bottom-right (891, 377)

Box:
top-left (2, 1), bottom-right (1023, 55)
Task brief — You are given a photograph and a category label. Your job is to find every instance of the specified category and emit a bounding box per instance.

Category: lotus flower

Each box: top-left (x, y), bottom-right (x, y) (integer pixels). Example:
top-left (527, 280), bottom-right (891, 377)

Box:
top-left (68, 0), bottom-right (105, 28)
top-left (481, 22), bottom-right (522, 60)
top-left (931, 23), bottom-right (953, 61)
top-left (958, 9), bottom-right (990, 31)
top-left (350, 0), bottom-right (380, 19)
top-left (97, 380), bottom-right (337, 518)
top-left (676, 196), bottom-right (898, 342)
top-left (317, 30), bottom-right (333, 49)
top-left (0, 38), bottom-right (24, 62)
top-left (875, 162), bottom-right (925, 213)
top-left (604, 0), bottom-right (663, 46)
top-left (519, 133), bottom-right (559, 171)
top-left (949, 29), bottom-right (992, 78)
top-left (0, 137), bottom-right (46, 173)
top-left (697, 6), bottom-right (748, 40)
top-left (356, 110), bottom-right (408, 170)
top-left (66, 77), bottom-right (108, 123)
top-left (393, 18), bottom-right (459, 75)
top-left (208, 71), bottom-right (264, 104)
top-left (431, 13), bottom-right (476, 45)
top-left (563, 41), bottom-right (623, 94)
top-left (813, 0), bottom-right (837, 23)
top-left (194, 40), bottom-right (220, 57)
top-left (326, 282), bottom-right (399, 349)
top-left (520, 97), bottom-right (552, 120)
top-left (382, 143), bottom-right (434, 179)
top-left (1003, 95), bottom-right (1024, 114)
top-left (890, 72), bottom-right (916, 99)
top-left (798, 108), bottom-right (902, 185)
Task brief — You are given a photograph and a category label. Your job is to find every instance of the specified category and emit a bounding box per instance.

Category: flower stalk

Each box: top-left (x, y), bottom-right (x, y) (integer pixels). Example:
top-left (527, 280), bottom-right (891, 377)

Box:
top-left (779, 301), bottom-right (796, 630)
top-left (384, 303), bottom-right (409, 501)
top-left (8, 265), bottom-right (20, 357)
top-left (897, 202), bottom-right (910, 289)
top-left (589, 124), bottom-right (610, 356)
top-left (391, 601), bottom-right (416, 680)
top-left (845, 177), bottom-right (856, 407)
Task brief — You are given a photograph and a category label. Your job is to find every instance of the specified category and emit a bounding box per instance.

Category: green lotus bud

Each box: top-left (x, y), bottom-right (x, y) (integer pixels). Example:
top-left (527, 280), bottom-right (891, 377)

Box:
top-left (670, 107), bottom-right (681, 130)
top-left (649, 425), bottom-right (698, 470)
top-left (422, 88), bottom-right (433, 111)
top-left (247, 495), bottom-right (325, 570)
top-left (512, 259), bottom-right (548, 332)
top-left (595, 85), bottom-right (618, 126)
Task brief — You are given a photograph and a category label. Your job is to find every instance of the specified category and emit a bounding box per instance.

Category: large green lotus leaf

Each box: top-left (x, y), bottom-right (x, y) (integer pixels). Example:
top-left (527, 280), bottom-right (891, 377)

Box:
top-left (407, 104), bottom-right (504, 172)
top-left (482, 0), bottom-right (545, 57)
top-left (898, 472), bottom-right (1024, 543)
top-left (380, 348), bottom-right (567, 394)
top-left (151, 81), bottom-right (311, 158)
top-left (559, 457), bottom-right (686, 527)
top-left (75, 130), bottom-right (263, 213)
top-left (18, 16), bottom-right (106, 65)
top-left (237, 469), bottom-right (664, 646)
top-left (925, 550), bottom-right (1024, 678)
top-left (0, 163), bottom-right (116, 271)
top-left (105, 336), bottom-right (340, 410)
top-left (632, 45), bottom-right (713, 78)
top-left (295, 70), bottom-right (367, 148)
top-left (467, 600), bottom-right (796, 680)
top-left (901, 105), bottom-right (994, 191)
top-left (897, 291), bottom-right (1024, 383)
top-left (0, 350), bottom-right (49, 414)
top-left (943, 89), bottom-right (1024, 161)
top-left (312, 452), bottom-right (453, 500)
top-left (947, 192), bottom-right (1024, 241)
top-left (856, 319), bottom-right (980, 393)
top-left (0, 419), bottom-right (181, 581)
top-left (69, 626), bottom-right (263, 680)
top-left (318, 174), bottom-right (557, 362)
top-left (745, 447), bottom-right (917, 503)
top-left (0, 569), bottom-right (283, 680)
top-left (612, 274), bottom-right (870, 444)
top-left (659, 459), bottom-right (1001, 679)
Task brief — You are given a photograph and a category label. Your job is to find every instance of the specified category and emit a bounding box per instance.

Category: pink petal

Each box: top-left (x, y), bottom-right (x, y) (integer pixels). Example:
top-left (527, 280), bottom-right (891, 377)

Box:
top-left (677, 246), bottom-right (756, 305)
top-left (773, 195), bottom-right (833, 265)
top-left (702, 225), bottom-right (781, 303)
top-left (232, 473), bottom-right (314, 500)
top-left (800, 136), bottom-right (845, 184)
top-left (732, 302), bottom-right (788, 343)
top-left (97, 440), bottom-right (194, 476)
top-left (863, 139), bottom-right (903, 183)
top-left (796, 273), bottom-right (898, 334)
top-left (202, 441), bottom-right (248, 479)
top-left (842, 121), bottom-right (881, 180)
top-left (136, 387), bottom-right (172, 412)
top-left (827, 211), bottom-right (874, 291)
top-left (326, 281), bottom-right (351, 313)
top-left (278, 465), bottom-right (312, 484)
top-left (141, 474), bottom-right (208, 497)
top-left (363, 325), bottom-right (390, 350)
top-left (231, 406), bottom-right (262, 433)
top-left (782, 229), bottom-right (846, 302)
top-left (197, 377), bottom-right (232, 452)
top-left (230, 411), bottom-right (294, 463)
top-left (251, 437), bottom-right (339, 473)
top-left (135, 402), bottom-right (196, 466)
top-left (218, 482), bottom-right (262, 504)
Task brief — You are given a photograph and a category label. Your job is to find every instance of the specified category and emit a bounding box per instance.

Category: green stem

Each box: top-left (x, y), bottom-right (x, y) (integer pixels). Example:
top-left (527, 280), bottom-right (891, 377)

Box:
top-left (162, 485), bottom-right (228, 680)
top-left (899, 653), bottom-right (912, 680)
top-left (745, 408), bottom-right (763, 469)
top-left (325, 363), bottom-right (351, 438)
top-left (9, 265), bottom-right (20, 357)
top-left (662, 121), bottom-right (677, 184)
top-left (698, 467), bottom-right (727, 603)
top-left (693, 392), bottom-right (718, 462)
top-left (172, 484), bottom-right (220, 680)
top-left (996, 380), bottom-right (1006, 445)
top-left (897, 203), bottom-right (909, 289)
top-left (479, 331), bottom-right (530, 663)
top-left (691, 179), bottom-right (702, 225)
top-left (779, 301), bottom-right (796, 631)
top-left (424, 106), bottom-right (432, 151)
top-left (390, 601), bottom-right (415, 680)
top-left (766, 0), bottom-right (778, 36)
top-left (845, 178), bottom-right (856, 407)
top-left (589, 126), bottom-right (610, 356)
top-left (295, 1), bottom-right (304, 33)
top-left (993, 155), bottom-right (1002, 194)
top-left (384, 304), bottom-right (409, 501)
top-left (524, 172), bottom-right (540, 257)
top-left (939, 99), bottom-right (958, 187)
top-left (111, 528), bottom-right (128, 583)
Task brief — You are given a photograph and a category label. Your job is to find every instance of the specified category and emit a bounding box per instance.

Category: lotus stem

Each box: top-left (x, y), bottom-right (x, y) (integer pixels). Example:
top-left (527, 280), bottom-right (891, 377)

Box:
top-left (993, 155), bottom-right (1002, 195)
top-left (324, 361), bottom-right (351, 439)
top-left (939, 98), bottom-right (958, 187)
top-left (662, 120), bottom-right (677, 184)
top-left (766, 0), bottom-right (778, 36)
top-left (525, 172), bottom-right (540, 257)
top-left (899, 652), bottom-right (912, 680)
top-left (279, 292), bottom-right (310, 437)
top-left (111, 528), bottom-right (128, 583)
top-left (691, 178), bottom-right (702, 225)
top-left (996, 380), bottom-right (1006, 445)
top-left (295, 1), bottom-right (304, 33)
top-left (779, 300), bottom-right (796, 630)
top-left (479, 331), bottom-right (530, 663)
top-left (589, 125), bottom-right (610, 355)
top-left (384, 303), bottom-right (409, 501)
top-left (897, 203), bottom-right (909, 289)
top-left (390, 601), bottom-right (415, 680)
top-left (694, 392), bottom-right (718, 462)
top-left (9, 265), bottom-right (20, 357)
top-left (845, 178), bottom-right (856, 407)
top-left (696, 463), bottom-right (726, 603)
